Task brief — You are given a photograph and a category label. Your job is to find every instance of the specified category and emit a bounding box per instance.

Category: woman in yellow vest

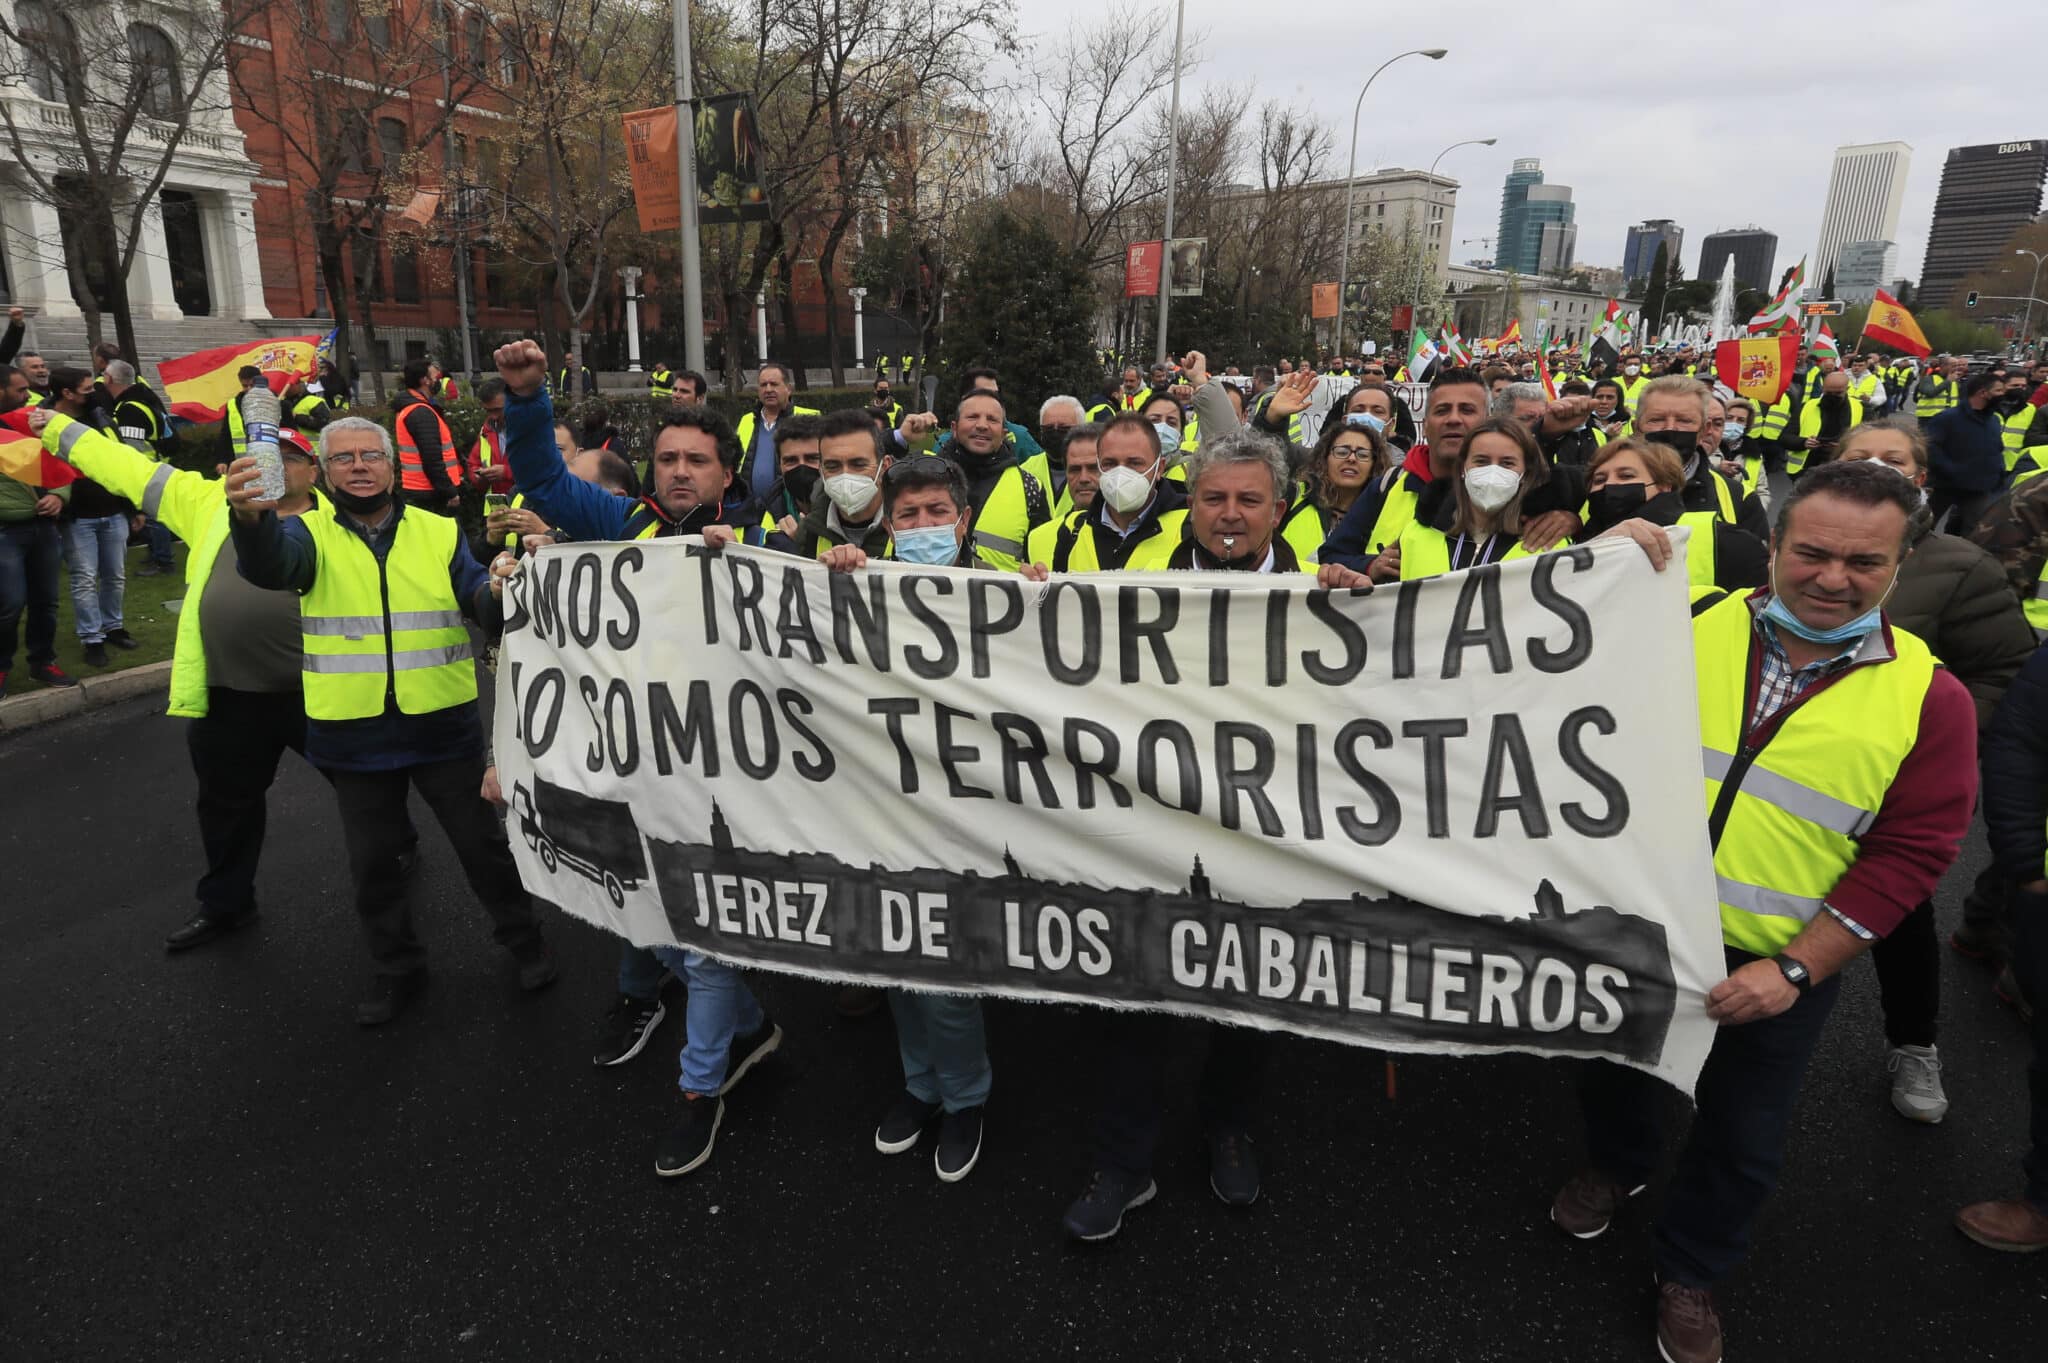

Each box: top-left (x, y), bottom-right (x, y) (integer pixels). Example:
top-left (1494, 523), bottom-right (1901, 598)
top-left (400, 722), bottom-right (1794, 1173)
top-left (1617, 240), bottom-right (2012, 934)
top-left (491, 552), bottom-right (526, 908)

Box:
top-left (1297, 412), bottom-right (1390, 538)
top-left (1386, 418), bottom-right (1560, 579)
top-left (1578, 435), bottom-right (1767, 590)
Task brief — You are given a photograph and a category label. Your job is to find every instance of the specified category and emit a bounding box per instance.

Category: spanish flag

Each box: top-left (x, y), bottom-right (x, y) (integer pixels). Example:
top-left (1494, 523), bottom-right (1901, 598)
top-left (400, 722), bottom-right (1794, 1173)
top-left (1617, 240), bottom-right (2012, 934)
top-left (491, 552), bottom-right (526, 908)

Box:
top-left (157, 335), bottom-right (324, 422)
top-left (0, 410), bottom-right (79, 488)
top-left (1714, 333), bottom-right (1800, 405)
top-left (1861, 288), bottom-right (1932, 357)
top-left (1535, 350), bottom-right (1558, 401)
top-left (1498, 318), bottom-right (1523, 350)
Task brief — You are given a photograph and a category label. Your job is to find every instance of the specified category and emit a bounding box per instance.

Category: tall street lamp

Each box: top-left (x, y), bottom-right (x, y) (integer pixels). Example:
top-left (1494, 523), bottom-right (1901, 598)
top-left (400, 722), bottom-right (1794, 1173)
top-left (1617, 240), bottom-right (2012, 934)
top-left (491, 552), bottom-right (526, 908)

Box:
top-left (1335, 47), bottom-right (1447, 356)
top-left (2017, 248), bottom-right (2045, 351)
top-left (1410, 137), bottom-right (1496, 344)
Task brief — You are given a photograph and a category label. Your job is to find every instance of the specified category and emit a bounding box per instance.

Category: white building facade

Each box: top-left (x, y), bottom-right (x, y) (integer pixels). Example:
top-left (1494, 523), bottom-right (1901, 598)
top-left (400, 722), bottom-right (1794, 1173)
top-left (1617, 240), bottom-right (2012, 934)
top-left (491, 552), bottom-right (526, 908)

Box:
top-left (1812, 141), bottom-right (1911, 292)
top-left (0, 3), bottom-right (270, 332)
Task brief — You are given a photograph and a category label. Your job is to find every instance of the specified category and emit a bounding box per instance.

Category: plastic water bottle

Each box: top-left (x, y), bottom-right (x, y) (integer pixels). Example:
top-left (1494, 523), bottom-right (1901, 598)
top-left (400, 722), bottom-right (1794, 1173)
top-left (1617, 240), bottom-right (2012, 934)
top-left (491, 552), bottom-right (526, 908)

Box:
top-left (241, 382), bottom-right (286, 502)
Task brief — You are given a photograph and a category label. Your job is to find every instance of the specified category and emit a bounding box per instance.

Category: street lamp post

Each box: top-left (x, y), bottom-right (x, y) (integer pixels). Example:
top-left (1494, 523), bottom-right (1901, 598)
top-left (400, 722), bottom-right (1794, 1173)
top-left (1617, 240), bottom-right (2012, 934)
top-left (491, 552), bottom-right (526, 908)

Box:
top-left (1154, 0), bottom-right (1187, 366)
top-left (1409, 137), bottom-right (1496, 343)
top-left (620, 266), bottom-right (644, 372)
top-left (1335, 47), bottom-right (1448, 357)
top-left (2018, 249), bottom-right (2045, 351)
top-left (849, 287), bottom-right (867, 372)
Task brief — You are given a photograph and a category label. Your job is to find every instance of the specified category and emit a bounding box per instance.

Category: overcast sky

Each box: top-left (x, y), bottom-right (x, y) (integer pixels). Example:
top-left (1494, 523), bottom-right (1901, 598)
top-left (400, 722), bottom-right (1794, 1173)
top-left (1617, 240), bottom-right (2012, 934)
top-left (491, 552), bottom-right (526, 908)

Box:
top-left (1015, 1), bottom-right (2037, 285)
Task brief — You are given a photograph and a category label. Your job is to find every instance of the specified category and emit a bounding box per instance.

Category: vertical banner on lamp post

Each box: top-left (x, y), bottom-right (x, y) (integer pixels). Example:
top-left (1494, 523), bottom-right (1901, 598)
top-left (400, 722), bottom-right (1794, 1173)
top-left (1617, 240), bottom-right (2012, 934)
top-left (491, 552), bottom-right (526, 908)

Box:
top-left (626, 95), bottom-right (771, 231)
top-left (1312, 283), bottom-right (1340, 320)
top-left (1124, 241), bottom-right (1163, 298)
top-left (1170, 238), bottom-right (1207, 296)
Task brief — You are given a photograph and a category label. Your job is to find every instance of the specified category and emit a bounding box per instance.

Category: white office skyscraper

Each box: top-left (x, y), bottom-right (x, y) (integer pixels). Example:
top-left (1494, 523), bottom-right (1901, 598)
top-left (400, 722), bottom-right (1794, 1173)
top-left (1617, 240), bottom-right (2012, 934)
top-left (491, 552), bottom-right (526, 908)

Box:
top-left (1812, 141), bottom-right (1911, 292)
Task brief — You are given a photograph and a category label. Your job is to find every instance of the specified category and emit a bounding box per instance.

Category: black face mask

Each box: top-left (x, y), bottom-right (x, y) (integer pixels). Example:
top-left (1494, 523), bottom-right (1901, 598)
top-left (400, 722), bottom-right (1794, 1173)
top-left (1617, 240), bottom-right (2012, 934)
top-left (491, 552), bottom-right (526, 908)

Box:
top-left (1041, 427), bottom-right (1071, 459)
top-left (1585, 483), bottom-right (1649, 531)
top-left (783, 464), bottom-right (820, 507)
top-left (1642, 428), bottom-right (1696, 458)
top-left (329, 486), bottom-right (392, 517)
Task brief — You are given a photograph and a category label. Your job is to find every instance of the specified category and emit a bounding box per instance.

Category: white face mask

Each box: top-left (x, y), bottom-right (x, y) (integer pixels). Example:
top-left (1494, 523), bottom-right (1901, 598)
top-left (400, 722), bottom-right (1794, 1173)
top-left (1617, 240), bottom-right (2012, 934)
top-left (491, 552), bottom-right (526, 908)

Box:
top-left (1098, 459), bottom-right (1158, 515)
top-left (822, 472), bottom-right (879, 517)
top-left (1463, 463), bottom-right (1522, 513)
top-left (1624, 364), bottom-right (1641, 377)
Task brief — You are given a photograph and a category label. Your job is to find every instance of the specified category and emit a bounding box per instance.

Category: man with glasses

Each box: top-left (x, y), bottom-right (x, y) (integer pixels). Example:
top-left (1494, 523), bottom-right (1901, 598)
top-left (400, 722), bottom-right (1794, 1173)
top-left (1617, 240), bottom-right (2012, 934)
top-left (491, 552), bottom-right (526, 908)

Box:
top-left (225, 416), bottom-right (553, 1025)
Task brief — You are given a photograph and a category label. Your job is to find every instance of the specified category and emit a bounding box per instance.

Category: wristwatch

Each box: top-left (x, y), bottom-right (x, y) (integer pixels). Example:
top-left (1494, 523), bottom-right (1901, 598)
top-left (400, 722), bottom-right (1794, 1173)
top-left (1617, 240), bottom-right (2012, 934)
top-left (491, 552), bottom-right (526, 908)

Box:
top-left (1774, 955), bottom-right (1813, 995)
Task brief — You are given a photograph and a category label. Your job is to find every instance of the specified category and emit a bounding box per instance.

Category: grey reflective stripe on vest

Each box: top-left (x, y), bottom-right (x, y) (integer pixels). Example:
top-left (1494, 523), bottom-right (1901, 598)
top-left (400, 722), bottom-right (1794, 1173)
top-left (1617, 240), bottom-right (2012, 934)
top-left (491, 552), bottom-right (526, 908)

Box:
top-left (139, 463), bottom-right (175, 518)
top-left (1701, 747), bottom-right (1876, 837)
top-left (972, 529), bottom-right (1025, 557)
top-left (303, 642), bottom-right (474, 673)
top-left (2033, 579), bottom-right (2048, 600)
top-left (1716, 874), bottom-right (1825, 924)
top-left (302, 609), bottom-right (465, 637)
top-left (52, 419), bottom-right (89, 461)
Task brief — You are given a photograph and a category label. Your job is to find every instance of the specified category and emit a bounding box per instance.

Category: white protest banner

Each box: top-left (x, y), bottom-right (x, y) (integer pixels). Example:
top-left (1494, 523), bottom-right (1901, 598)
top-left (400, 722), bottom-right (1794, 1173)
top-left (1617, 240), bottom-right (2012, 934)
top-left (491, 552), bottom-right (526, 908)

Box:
top-left (494, 538), bottom-right (1726, 1092)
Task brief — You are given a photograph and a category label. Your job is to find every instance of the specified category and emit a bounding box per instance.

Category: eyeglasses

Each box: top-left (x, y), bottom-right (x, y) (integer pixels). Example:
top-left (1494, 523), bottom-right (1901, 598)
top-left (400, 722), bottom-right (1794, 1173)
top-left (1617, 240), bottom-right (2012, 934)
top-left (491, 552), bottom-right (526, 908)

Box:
top-left (883, 454), bottom-right (955, 485)
top-left (1328, 446), bottom-right (1374, 462)
top-left (325, 450), bottom-right (390, 468)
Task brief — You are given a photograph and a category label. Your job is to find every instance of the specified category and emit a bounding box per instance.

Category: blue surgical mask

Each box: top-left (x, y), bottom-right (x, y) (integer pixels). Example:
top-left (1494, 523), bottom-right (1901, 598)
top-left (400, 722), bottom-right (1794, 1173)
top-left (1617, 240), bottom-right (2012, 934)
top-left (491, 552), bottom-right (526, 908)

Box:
top-left (1760, 563), bottom-right (1898, 646)
top-left (1722, 421), bottom-right (1745, 445)
top-left (892, 523), bottom-right (960, 566)
top-left (1153, 421), bottom-right (1182, 449)
top-left (1346, 411), bottom-right (1387, 433)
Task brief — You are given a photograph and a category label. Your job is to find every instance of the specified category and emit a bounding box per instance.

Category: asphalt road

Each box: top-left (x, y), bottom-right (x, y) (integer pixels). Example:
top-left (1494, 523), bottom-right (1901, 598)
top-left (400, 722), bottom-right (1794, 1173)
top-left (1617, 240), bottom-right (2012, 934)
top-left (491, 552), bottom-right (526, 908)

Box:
top-left (4, 695), bottom-right (2044, 1363)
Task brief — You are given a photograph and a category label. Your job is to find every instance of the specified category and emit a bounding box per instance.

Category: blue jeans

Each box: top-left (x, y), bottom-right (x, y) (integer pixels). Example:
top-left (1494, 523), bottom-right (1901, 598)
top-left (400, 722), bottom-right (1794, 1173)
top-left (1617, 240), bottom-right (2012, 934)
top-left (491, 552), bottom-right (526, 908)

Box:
top-left (0, 518), bottom-right (62, 671)
top-left (1578, 946), bottom-right (1843, 1287)
top-left (64, 514), bottom-right (127, 642)
top-left (618, 943), bottom-right (669, 1001)
top-left (888, 991), bottom-right (991, 1112)
top-left (650, 947), bottom-right (762, 1095)
top-left (146, 518), bottom-right (176, 568)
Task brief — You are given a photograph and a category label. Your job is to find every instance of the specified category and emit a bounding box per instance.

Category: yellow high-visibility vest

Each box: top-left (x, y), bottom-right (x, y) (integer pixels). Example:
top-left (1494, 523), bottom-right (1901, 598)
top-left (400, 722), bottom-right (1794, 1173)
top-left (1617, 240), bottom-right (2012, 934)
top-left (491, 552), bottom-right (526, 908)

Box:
top-left (299, 507), bottom-right (475, 721)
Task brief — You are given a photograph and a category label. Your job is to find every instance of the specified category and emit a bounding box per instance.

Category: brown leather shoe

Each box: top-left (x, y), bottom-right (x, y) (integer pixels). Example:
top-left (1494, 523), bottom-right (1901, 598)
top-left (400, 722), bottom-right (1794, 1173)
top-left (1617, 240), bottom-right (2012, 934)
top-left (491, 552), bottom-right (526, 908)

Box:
top-left (1956, 1199), bottom-right (2048, 1253)
top-left (1655, 1280), bottom-right (1723, 1363)
top-left (1550, 1167), bottom-right (1644, 1239)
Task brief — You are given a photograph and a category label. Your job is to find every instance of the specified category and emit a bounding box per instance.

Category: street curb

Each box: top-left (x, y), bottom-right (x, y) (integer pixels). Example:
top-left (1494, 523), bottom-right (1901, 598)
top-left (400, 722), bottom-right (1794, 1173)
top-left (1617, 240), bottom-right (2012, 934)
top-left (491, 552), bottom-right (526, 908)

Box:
top-left (0, 660), bottom-right (171, 734)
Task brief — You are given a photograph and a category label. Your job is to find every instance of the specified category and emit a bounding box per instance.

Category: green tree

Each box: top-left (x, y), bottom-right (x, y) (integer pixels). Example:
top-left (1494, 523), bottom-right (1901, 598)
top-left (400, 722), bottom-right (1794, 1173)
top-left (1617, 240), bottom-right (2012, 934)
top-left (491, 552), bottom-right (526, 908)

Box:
top-left (937, 209), bottom-right (1100, 419)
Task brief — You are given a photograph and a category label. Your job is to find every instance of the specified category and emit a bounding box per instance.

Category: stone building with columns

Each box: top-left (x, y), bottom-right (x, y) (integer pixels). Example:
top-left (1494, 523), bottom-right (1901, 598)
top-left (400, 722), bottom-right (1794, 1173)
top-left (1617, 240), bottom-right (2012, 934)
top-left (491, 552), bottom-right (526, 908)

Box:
top-left (0, 1), bottom-right (273, 356)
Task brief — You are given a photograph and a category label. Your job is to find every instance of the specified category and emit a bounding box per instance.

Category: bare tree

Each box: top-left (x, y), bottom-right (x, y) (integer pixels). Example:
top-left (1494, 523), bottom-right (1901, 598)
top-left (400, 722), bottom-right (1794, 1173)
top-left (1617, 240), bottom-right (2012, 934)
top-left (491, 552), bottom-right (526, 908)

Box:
top-left (229, 0), bottom-right (484, 402)
top-left (1024, 1), bottom-right (1189, 258)
top-left (773, 0), bottom-right (1012, 386)
top-left (0, 0), bottom-right (264, 357)
top-left (481, 0), bottom-right (669, 374)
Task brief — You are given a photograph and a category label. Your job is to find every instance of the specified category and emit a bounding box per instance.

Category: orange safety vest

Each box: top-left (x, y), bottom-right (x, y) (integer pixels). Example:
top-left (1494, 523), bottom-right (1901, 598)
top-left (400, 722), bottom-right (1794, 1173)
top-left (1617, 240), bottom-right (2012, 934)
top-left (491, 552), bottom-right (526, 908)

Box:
top-left (396, 393), bottom-right (463, 492)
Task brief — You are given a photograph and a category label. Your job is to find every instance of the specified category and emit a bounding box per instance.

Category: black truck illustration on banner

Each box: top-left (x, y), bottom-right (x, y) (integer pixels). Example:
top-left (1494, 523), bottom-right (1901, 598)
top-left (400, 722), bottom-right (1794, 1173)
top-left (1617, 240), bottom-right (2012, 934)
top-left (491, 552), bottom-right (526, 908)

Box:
top-left (512, 779), bottom-right (647, 908)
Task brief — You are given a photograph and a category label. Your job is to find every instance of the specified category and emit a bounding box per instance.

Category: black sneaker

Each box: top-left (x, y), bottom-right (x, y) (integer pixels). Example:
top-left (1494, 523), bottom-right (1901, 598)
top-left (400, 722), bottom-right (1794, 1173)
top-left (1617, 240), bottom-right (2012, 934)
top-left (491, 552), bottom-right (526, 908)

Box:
top-left (82, 641), bottom-right (108, 667)
top-left (593, 992), bottom-right (667, 1067)
top-left (935, 1105), bottom-right (984, 1182)
top-left (875, 1090), bottom-right (939, 1154)
top-left (1208, 1128), bottom-right (1261, 1206)
top-left (1062, 1168), bottom-right (1157, 1242)
top-left (654, 1094), bottom-right (724, 1177)
top-left (104, 628), bottom-right (139, 651)
top-left (28, 662), bottom-right (77, 688)
top-left (356, 968), bottom-right (427, 1026)
top-left (134, 561), bottom-right (168, 577)
top-left (716, 1015), bottom-right (783, 1096)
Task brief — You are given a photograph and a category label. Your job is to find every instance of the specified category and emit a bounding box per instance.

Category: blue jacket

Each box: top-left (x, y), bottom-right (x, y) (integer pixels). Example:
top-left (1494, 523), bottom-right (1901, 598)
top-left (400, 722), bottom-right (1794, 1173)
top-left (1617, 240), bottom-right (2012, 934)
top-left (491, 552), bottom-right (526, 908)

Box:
top-left (503, 386), bottom-right (746, 541)
top-left (1924, 402), bottom-right (2007, 495)
top-left (1983, 641), bottom-right (2048, 885)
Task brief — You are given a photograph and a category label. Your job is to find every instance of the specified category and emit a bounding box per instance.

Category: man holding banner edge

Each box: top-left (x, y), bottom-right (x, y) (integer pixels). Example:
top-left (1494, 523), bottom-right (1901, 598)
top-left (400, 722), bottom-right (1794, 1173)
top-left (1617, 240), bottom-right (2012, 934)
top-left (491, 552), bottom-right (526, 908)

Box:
top-left (1582, 461), bottom-right (1977, 1363)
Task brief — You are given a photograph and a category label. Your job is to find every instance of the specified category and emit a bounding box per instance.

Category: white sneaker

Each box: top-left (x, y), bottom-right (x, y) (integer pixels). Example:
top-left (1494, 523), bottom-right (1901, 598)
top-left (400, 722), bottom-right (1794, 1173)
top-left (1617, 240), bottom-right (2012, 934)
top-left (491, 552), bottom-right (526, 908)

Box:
top-left (1886, 1044), bottom-right (1949, 1123)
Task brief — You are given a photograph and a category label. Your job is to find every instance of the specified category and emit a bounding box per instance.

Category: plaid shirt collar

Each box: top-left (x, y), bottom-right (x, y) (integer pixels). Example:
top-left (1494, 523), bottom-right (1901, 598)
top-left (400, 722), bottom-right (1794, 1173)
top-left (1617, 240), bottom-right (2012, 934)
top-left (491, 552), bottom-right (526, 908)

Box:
top-left (1746, 592), bottom-right (1894, 729)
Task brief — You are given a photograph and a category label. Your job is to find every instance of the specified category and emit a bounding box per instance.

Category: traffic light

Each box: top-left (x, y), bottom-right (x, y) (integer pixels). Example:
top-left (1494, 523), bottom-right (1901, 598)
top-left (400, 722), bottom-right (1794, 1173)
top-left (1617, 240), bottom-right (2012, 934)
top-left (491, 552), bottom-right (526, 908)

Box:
top-left (1966, 290), bottom-right (1980, 307)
